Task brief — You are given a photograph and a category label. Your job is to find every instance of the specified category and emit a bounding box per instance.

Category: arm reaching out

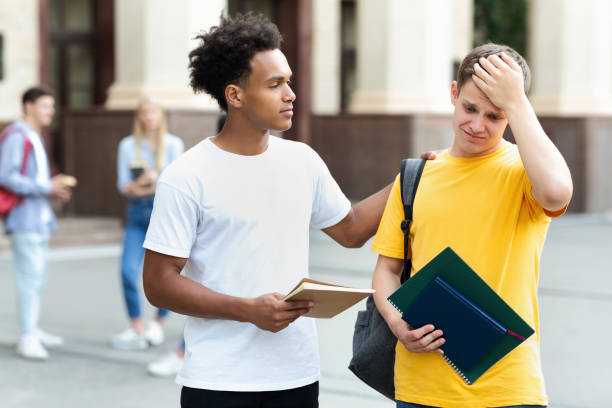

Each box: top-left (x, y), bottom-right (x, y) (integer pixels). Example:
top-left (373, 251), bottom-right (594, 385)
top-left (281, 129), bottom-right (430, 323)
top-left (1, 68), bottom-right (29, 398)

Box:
top-left (323, 182), bottom-right (393, 248)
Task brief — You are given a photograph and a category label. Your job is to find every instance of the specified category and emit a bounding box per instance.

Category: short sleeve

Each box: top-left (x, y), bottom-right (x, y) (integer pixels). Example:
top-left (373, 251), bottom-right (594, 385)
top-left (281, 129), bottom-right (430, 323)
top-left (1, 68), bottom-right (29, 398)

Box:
top-left (371, 174), bottom-right (406, 259)
top-left (143, 181), bottom-right (199, 258)
top-left (522, 172), bottom-right (567, 220)
top-left (309, 148), bottom-right (351, 229)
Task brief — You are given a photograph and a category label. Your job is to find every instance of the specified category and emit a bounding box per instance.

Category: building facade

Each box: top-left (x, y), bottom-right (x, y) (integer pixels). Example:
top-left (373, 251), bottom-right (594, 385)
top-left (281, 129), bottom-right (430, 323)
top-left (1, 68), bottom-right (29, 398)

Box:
top-left (1, 0), bottom-right (611, 215)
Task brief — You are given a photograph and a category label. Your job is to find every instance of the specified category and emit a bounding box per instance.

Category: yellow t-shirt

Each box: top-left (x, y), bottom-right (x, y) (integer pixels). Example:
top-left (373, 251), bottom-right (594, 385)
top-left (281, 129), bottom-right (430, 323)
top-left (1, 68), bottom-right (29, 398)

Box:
top-left (372, 143), bottom-right (564, 408)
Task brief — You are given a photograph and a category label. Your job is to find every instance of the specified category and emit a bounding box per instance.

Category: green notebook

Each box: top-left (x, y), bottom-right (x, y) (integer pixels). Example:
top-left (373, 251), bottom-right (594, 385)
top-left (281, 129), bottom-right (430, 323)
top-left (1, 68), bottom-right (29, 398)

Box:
top-left (387, 247), bottom-right (534, 385)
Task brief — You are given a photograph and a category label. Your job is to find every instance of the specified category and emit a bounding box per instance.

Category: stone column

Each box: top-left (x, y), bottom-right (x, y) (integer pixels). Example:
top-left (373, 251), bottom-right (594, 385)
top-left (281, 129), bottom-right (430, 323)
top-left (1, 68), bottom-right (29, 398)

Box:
top-left (452, 0), bottom-right (473, 68)
top-left (0, 0), bottom-right (39, 121)
top-left (529, 0), bottom-right (612, 212)
top-left (349, 0), bottom-right (454, 114)
top-left (311, 0), bottom-right (341, 114)
top-left (106, 0), bottom-right (226, 110)
top-left (529, 0), bottom-right (612, 115)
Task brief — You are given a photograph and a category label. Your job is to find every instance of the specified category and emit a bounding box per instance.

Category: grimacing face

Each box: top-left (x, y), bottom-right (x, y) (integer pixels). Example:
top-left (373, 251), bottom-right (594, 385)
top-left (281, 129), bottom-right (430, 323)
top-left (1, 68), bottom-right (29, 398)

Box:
top-left (449, 80), bottom-right (509, 158)
top-left (239, 49), bottom-right (296, 132)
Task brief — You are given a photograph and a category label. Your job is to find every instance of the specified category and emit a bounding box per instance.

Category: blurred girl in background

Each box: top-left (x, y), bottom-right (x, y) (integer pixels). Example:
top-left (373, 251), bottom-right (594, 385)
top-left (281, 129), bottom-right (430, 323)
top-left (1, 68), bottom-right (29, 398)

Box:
top-left (111, 98), bottom-right (184, 350)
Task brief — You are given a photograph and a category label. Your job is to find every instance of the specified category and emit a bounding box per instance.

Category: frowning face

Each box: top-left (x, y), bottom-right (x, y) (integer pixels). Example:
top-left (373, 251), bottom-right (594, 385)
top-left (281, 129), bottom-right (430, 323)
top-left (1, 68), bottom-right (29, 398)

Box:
top-left (449, 80), bottom-right (509, 157)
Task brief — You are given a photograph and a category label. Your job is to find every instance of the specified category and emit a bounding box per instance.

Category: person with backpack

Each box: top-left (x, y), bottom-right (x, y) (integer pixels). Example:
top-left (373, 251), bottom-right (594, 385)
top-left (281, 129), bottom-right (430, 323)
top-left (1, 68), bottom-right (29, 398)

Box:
top-left (141, 13), bottom-right (391, 407)
top-left (371, 44), bottom-right (572, 407)
top-left (0, 86), bottom-right (72, 360)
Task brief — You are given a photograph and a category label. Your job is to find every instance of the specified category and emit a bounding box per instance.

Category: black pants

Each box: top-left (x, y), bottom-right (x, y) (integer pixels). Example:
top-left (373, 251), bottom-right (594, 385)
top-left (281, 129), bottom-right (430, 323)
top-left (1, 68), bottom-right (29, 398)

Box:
top-left (181, 382), bottom-right (319, 408)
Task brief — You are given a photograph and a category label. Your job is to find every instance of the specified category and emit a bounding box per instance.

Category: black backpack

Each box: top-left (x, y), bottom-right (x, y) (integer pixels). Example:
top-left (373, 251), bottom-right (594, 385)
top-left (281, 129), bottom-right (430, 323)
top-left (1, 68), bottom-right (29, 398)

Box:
top-left (348, 158), bottom-right (426, 400)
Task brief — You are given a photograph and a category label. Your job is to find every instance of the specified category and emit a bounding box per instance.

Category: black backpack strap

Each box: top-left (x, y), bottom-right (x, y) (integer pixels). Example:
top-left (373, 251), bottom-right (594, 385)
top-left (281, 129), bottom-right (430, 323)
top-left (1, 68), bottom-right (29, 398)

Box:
top-left (399, 158), bottom-right (426, 282)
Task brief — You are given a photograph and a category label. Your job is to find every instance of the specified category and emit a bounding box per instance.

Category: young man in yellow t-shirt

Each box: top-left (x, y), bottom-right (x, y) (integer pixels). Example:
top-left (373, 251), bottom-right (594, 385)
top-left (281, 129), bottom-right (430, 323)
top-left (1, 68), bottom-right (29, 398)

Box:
top-left (371, 44), bottom-right (573, 408)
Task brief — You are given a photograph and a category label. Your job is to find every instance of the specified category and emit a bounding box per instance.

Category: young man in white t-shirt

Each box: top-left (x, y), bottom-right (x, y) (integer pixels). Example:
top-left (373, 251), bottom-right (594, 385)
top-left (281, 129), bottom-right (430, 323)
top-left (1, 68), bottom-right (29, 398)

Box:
top-left (142, 13), bottom-right (392, 407)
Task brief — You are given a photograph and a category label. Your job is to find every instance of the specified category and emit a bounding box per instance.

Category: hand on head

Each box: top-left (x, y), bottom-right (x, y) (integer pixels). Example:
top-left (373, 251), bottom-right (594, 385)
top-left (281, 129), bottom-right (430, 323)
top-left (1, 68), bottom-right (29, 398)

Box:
top-left (471, 52), bottom-right (526, 112)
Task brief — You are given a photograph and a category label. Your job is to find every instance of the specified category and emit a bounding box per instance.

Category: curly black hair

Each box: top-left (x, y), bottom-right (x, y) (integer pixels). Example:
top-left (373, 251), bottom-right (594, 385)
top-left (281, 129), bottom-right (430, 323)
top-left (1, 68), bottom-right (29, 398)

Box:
top-left (188, 12), bottom-right (283, 111)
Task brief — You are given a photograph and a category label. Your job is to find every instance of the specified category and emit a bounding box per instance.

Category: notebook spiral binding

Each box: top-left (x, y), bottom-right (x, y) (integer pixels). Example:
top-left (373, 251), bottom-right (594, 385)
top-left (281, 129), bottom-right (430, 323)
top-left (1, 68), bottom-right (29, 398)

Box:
top-left (442, 354), bottom-right (472, 385)
top-left (389, 298), bottom-right (473, 385)
top-left (388, 299), bottom-right (401, 313)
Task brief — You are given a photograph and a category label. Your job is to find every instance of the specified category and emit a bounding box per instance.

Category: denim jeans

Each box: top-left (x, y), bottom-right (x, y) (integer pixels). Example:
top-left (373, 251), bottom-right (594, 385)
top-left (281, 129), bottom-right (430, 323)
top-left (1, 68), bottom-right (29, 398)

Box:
top-left (120, 196), bottom-right (168, 319)
top-left (397, 402), bottom-right (546, 408)
top-left (11, 230), bottom-right (50, 336)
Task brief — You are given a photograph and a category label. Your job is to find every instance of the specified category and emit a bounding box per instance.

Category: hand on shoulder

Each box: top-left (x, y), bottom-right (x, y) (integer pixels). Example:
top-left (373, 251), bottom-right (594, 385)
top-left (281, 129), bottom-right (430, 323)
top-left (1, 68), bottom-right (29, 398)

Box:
top-left (420, 150), bottom-right (441, 160)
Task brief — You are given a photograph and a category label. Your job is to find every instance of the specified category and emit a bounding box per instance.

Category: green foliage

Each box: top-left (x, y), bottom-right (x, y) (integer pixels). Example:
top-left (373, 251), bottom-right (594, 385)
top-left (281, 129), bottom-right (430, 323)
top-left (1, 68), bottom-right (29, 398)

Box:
top-left (473, 0), bottom-right (528, 58)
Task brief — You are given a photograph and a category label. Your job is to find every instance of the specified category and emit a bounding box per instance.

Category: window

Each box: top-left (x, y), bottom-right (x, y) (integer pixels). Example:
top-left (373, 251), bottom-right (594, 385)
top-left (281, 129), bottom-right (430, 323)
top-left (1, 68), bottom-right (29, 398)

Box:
top-left (49, 0), bottom-right (96, 109)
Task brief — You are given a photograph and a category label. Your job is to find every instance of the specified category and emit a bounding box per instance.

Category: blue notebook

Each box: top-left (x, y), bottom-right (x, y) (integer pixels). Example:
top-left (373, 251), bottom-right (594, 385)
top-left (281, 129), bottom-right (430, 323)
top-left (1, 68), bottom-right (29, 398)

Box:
top-left (402, 276), bottom-right (507, 371)
top-left (388, 247), bottom-right (533, 384)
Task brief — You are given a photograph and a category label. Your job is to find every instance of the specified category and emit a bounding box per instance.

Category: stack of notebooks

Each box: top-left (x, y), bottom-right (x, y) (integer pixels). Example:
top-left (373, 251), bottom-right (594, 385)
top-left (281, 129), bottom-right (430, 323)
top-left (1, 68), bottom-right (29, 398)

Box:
top-left (388, 247), bottom-right (534, 385)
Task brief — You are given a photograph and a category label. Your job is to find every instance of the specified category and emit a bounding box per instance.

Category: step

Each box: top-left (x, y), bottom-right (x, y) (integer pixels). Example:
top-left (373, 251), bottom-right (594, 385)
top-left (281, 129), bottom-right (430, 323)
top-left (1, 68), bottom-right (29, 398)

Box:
top-left (0, 216), bottom-right (124, 252)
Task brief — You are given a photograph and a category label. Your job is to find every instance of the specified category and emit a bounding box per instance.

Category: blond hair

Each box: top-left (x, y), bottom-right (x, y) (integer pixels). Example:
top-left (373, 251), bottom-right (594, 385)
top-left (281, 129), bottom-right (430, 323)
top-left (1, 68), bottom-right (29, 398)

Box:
top-left (132, 97), bottom-right (167, 171)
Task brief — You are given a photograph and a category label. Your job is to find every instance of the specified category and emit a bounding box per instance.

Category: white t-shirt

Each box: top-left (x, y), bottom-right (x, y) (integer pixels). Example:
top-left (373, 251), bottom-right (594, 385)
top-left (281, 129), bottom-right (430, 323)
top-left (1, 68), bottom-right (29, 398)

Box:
top-left (143, 136), bottom-right (351, 391)
top-left (27, 129), bottom-right (52, 225)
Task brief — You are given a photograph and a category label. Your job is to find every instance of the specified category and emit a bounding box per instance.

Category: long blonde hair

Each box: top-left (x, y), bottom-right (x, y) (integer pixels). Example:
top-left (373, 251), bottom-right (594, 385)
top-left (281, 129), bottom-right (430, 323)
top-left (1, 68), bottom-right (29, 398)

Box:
top-left (132, 97), bottom-right (168, 171)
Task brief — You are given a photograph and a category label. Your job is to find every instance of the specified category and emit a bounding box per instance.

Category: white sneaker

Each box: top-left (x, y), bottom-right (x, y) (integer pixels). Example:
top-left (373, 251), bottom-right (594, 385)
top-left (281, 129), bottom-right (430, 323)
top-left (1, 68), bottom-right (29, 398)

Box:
top-left (110, 327), bottom-right (148, 350)
top-left (144, 321), bottom-right (165, 346)
top-left (147, 351), bottom-right (184, 377)
top-left (36, 329), bottom-right (64, 348)
top-left (17, 334), bottom-right (49, 360)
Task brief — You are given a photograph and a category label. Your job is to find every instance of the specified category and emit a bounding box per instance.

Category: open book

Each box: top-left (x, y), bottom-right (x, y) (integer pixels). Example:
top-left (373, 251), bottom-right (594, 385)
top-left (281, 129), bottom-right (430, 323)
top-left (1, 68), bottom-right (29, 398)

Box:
top-left (284, 278), bottom-right (375, 318)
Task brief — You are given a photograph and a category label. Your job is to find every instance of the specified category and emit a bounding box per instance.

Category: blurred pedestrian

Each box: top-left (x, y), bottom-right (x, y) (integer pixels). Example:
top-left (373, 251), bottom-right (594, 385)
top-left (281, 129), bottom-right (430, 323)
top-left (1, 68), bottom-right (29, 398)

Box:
top-left (0, 86), bottom-right (73, 360)
top-left (110, 98), bottom-right (184, 350)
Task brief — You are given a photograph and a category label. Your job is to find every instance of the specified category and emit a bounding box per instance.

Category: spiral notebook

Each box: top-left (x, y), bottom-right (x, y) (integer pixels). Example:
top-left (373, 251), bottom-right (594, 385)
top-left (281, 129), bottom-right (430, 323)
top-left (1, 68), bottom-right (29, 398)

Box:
top-left (387, 247), bottom-right (534, 385)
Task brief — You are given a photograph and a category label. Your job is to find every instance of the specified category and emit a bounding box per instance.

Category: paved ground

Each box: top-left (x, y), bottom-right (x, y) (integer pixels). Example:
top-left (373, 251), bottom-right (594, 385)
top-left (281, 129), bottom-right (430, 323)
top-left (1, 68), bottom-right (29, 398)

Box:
top-left (0, 214), bottom-right (611, 407)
